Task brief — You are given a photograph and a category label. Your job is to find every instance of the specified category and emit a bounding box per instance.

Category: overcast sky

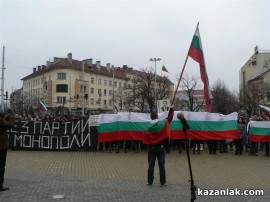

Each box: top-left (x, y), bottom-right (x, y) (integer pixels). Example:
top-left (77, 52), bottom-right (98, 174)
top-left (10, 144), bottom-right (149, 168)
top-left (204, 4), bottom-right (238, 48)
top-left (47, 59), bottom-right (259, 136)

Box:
top-left (1, 0), bottom-right (269, 95)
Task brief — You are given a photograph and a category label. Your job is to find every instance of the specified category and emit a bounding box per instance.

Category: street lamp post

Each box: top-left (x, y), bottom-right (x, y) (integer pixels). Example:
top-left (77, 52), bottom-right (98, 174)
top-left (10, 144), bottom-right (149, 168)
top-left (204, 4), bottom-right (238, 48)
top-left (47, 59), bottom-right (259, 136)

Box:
top-left (112, 65), bottom-right (115, 113)
top-left (150, 58), bottom-right (161, 111)
top-left (81, 60), bottom-right (85, 116)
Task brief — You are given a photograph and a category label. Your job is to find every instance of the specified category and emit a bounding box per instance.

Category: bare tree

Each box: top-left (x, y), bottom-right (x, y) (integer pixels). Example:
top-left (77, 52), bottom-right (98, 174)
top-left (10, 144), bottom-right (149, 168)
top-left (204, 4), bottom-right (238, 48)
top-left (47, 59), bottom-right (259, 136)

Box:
top-left (126, 67), bottom-right (172, 112)
top-left (211, 80), bottom-right (238, 114)
top-left (178, 74), bottom-right (204, 112)
top-left (239, 82), bottom-right (270, 117)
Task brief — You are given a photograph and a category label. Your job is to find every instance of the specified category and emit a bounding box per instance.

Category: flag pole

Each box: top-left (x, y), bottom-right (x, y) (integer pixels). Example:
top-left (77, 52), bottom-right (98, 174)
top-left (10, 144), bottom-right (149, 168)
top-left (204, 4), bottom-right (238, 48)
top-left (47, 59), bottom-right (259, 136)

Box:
top-left (171, 22), bottom-right (199, 105)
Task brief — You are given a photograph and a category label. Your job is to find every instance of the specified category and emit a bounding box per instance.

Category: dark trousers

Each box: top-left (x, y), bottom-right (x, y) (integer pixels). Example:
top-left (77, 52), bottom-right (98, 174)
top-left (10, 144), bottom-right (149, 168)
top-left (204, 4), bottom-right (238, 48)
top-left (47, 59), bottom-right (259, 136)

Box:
top-left (219, 140), bottom-right (227, 153)
top-left (132, 140), bottom-right (140, 152)
top-left (0, 149), bottom-right (7, 188)
top-left (265, 142), bottom-right (270, 156)
top-left (250, 140), bottom-right (258, 155)
top-left (208, 140), bottom-right (217, 154)
top-left (147, 145), bottom-right (166, 185)
top-left (178, 140), bottom-right (185, 154)
top-left (234, 138), bottom-right (243, 155)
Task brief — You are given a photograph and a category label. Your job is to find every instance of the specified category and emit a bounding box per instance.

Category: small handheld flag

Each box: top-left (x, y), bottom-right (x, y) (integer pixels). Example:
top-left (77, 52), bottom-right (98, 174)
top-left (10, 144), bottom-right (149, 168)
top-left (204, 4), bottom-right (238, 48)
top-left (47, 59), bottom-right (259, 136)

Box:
top-left (38, 101), bottom-right (47, 112)
top-left (162, 65), bottom-right (169, 73)
top-left (259, 105), bottom-right (270, 114)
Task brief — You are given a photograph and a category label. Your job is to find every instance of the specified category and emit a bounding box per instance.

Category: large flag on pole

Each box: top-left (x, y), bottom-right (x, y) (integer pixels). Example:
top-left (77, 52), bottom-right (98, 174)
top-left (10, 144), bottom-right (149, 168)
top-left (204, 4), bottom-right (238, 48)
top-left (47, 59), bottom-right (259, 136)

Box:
top-left (188, 25), bottom-right (212, 112)
top-left (38, 101), bottom-right (47, 112)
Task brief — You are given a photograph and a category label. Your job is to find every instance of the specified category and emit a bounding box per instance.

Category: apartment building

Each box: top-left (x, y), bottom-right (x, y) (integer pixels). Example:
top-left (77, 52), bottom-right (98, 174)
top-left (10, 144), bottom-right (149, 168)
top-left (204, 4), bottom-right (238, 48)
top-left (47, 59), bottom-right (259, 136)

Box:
top-left (239, 46), bottom-right (270, 92)
top-left (21, 53), bottom-right (174, 114)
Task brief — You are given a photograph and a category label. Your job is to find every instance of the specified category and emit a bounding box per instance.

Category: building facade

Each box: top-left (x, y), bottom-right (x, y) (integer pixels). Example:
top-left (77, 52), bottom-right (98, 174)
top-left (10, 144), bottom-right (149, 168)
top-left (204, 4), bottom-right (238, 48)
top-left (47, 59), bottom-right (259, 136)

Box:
top-left (21, 53), bottom-right (174, 115)
top-left (239, 46), bottom-right (270, 93)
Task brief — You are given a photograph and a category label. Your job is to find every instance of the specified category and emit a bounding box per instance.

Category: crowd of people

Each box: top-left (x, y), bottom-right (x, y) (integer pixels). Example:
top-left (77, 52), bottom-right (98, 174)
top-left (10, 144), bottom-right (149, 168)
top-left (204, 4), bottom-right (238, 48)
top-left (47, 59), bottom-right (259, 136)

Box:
top-left (14, 113), bottom-right (82, 122)
top-left (96, 113), bottom-right (270, 157)
top-left (11, 111), bottom-right (270, 158)
top-left (96, 137), bottom-right (270, 156)
top-left (1, 107), bottom-right (270, 191)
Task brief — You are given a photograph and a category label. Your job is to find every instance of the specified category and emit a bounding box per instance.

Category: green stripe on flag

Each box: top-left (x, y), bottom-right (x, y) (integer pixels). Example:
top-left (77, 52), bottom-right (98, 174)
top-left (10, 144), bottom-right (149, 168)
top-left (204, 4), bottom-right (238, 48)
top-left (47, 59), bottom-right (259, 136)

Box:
top-left (170, 120), bottom-right (237, 131)
top-left (191, 35), bottom-right (202, 52)
top-left (98, 122), bottom-right (148, 133)
top-left (249, 127), bottom-right (270, 136)
top-left (98, 119), bottom-right (237, 134)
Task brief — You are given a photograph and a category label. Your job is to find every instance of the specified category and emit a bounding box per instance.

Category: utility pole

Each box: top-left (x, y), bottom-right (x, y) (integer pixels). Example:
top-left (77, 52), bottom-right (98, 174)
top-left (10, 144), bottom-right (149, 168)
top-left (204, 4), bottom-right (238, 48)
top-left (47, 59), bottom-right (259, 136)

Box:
top-left (150, 58), bottom-right (161, 111)
top-left (112, 65), bottom-right (115, 113)
top-left (81, 61), bottom-right (85, 116)
top-left (1, 46), bottom-right (5, 111)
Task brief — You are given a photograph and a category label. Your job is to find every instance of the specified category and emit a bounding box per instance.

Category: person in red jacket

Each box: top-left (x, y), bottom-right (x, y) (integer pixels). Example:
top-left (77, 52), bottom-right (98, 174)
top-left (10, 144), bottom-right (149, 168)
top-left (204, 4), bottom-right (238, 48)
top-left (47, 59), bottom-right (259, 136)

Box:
top-left (0, 109), bottom-right (15, 191)
top-left (143, 106), bottom-right (174, 187)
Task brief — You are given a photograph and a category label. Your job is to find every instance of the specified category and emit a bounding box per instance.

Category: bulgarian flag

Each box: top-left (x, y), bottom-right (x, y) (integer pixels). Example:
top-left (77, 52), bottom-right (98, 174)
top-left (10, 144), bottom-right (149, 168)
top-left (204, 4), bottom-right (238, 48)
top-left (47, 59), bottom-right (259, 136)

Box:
top-left (188, 24), bottom-right (212, 112)
top-left (162, 65), bottom-right (169, 73)
top-left (38, 101), bottom-right (47, 112)
top-left (97, 111), bottom-right (238, 142)
top-left (248, 121), bottom-right (270, 142)
top-left (169, 111), bottom-right (238, 140)
top-left (143, 119), bottom-right (170, 144)
top-left (259, 105), bottom-right (270, 114)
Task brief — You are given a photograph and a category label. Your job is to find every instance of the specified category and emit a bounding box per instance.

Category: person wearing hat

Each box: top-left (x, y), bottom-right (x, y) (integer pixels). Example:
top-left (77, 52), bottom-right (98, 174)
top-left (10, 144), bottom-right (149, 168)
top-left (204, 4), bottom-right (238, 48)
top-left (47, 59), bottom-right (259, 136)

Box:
top-left (0, 109), bottom-right (15, 191)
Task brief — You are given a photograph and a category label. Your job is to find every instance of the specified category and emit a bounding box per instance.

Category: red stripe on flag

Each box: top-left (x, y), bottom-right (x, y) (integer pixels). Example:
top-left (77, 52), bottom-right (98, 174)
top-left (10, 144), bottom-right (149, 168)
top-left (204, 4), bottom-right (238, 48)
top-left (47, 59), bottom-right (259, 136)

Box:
top-left (98, 131), bottom-right (145, 143)
top-left (249, 134), bottom-right (270, 142)
top-left (188, 46), bottom-right (204, 64)
top-left (171, 130), bottom-right (239, 140)
top-left (98, 129), bottom-right (239, 143)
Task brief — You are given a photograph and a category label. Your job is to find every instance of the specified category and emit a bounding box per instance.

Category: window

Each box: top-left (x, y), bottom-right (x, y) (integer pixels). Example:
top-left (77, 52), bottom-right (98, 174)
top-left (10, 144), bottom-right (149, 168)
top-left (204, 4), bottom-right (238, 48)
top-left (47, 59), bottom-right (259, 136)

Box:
top-left (109, 80), bottom-right (112, 86)
top-left (109, 100), bottom-right (112, 106)
top-left (124, 83), bottom-right (127, 88)
top-left (104, 100), bottom-right (107, 106)
top-left (114, 81), bottom-right (117, 87)
top-left (42, 76), bottom-right (46, 83)
top-left (91, 98), bottom-right (94, 105)
top-left (97, 98), bottom-right (101, 105)
top-left (109, 90), bottom-right (112, 96)
top-left (57, 73), bottom-right (66, 80)
top-left (81, 85), bottom-right (86, 92)
top-left (104, 80), bottom-right (107, 86)
top-left (56, 84), bottom-right (68, 93)
top-left (98, 89), bottom-right (102, 95)
top-left (91, 78), bottom-right (94, 84)
top-left (104, 89), bottom-right (107, 95)
top-left (57, 96), bottom-right (66, 104)
top-left (91, 88), bottom-right (94, 94)
top-left (119, 82), bottom-right (122, 87)
top-left (98, 79), bottom-right (102, 85)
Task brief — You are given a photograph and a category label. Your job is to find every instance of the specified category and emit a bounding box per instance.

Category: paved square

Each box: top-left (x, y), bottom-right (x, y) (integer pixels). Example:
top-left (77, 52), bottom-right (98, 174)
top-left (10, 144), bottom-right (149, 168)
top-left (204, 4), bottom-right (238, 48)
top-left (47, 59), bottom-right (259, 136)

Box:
top-left (0, 149), bottom-right (269, 201)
